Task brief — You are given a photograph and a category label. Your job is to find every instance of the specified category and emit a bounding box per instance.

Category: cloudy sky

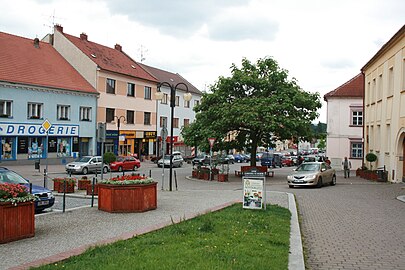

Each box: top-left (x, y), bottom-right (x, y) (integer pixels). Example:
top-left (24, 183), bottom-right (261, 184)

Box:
top-left (1, 0), bottom-right (404, 122)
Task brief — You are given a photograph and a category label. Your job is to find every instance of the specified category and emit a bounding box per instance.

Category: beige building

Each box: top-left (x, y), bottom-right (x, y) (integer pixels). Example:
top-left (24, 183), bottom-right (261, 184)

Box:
top-left (361, 25), bottom-right (405, 182)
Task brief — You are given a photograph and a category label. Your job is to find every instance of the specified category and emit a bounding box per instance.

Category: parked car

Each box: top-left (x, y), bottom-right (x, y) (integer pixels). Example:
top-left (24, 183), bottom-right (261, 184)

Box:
top-left (109, 156), bottom-right (141, 172)
top-left (282, 157), bottom-right (294, 167)
top-left (261, 152), bottom-right (282, 168)
top-left (65, 156), bottom-right (109, 174)
top-left (227, 155), bottom-right (235, 164)
top-left (287, 162), bottom-right (336, 188)
top-left (256, 152), bottom-right (264, 161)
top-left (192, 154), bottom-right (211, 166)
top-left (0, 167), bottom-right (55, 212)
top-left (242, 153), bottom-right (251, 162)
top-left (233, 154), bottom-right (245, 163)
top-left (158, 152), bottom-right (184, 168)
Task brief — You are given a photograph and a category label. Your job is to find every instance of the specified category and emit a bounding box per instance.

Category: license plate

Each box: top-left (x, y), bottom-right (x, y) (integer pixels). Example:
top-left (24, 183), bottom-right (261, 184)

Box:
top-left (38, 200), bottom-right (49, 206)
top-left (294, 180), bottom-right (304, 183)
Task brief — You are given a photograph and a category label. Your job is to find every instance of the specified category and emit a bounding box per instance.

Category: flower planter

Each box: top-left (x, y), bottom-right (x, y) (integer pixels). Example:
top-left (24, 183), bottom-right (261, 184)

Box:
top-left (98, 182), bottom-right (157, 213)
top-left (78, 179), bottom-right (91, 190)
top-left (86, 183), bottom-right (99, 196)
top-left (217, 174), bottom-right (228, 182)
top-left (192, 170), bottom-right (198, 178)
top-left (0, 201), bottom-right (35, 244)
top-left (55, 182), bottom-right (75, 193)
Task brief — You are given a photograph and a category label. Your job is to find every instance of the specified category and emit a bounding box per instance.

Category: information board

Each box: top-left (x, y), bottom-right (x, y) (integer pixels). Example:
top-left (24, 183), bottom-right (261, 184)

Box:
top-left (243, 177), bottom-right (266, 210)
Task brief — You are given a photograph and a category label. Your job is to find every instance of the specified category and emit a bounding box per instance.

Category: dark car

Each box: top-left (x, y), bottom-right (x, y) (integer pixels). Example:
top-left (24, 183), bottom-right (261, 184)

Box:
top-left (0, 167), bottom-right (55, 212)
top-left (109, 156), bottom-right (141, 172)
top-left (261, 153), bottom-right (282, 168)
top-left (233, 154), bottom-right (245, 163)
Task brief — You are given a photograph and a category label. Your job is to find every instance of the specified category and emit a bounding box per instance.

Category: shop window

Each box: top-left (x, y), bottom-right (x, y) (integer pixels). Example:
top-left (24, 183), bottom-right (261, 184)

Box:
top-left (48, 137), bottom-right (57, 153)
top-left (1, 137), bottom-right (14, 160)
top-left (350, 142), bottom-right (363, 158)
top-left (27, 103), bottom-right (43, 119)
top-left (80, 107), bottom-right (92, 121)
top-left (28, 137), bottom-right (44, 159)
top-left (0, 100), bottom-right (12, 118)
top-left (144, 86), bottom-right (151, 100)
top-left (106, 108), bottom-right (115, 123)
top-left (173, 118), bottom-right (179, 128)
top-left (17, 137), bottom-right (28, 154)
top-left (127, 110), bottom-right (134, 124)
top-left (106, 78), bottom-right (116, 94)
top-left (57, 105), bottom-right (70, 121)
top-left (144, 112), bottom-right (151, 125)
top-left (127, 83), bottom-right (135, 97)
top-left (57, 138), bottom-right (71, 157)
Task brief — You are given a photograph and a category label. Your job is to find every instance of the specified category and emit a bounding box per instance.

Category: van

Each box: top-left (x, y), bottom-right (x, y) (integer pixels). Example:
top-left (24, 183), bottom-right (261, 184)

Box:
top-left (260, 152), bottom-right (282, 168)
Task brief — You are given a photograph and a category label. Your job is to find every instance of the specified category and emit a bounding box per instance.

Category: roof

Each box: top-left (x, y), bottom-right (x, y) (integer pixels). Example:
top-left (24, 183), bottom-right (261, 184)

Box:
top-left (139, 63), bottom-right (202, 95)
top-left (0, 31), bottom-right (97, 94)
top-left (324, 73), bottom-right (364, 101)
top-left (362, 24), bottom-right (405, 71)
top-left (57, 27), bottom-right (157, 83)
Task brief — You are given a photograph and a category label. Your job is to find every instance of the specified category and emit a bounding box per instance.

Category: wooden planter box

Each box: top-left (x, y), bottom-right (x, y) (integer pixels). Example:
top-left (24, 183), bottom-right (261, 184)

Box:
top-left (78, 179), bottom-right (91, 190)
top-left (217, 174), bottom-right (228, 182)
top-left (86, 184), bottom-right (99, 196)
top-left (192, 170), bottom-right (198, 178)
top-left (0, 201), bottom-right (35, 244)
top-left (98, 182), bottom-right (157, 213)
top-left (55, 182), bottom-right (75, 193)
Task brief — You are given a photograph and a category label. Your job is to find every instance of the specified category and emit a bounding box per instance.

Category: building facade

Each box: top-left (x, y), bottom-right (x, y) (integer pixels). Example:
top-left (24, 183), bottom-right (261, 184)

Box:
top-left (0, 31), bottom-right (98, 162)
top-left (324, 74), bottom-right (364, 169)
top-left (361, 25), bottom-right (405, 182)
top-left (48, 25), bottom-right (159, 158)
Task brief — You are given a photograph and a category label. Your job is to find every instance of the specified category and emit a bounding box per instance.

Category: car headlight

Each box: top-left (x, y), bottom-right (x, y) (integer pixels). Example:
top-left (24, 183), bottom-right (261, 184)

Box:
top-left (47, 192), bottom-right (54, 199)
top-left (287, 175), bottom-right (294, 180)
top-left (305, 174), bottom-right (316, 180)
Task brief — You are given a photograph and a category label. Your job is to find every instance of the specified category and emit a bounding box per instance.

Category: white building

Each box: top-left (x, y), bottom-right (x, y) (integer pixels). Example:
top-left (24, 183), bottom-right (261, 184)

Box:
top-left (324, 74), bottom-right (364, 169)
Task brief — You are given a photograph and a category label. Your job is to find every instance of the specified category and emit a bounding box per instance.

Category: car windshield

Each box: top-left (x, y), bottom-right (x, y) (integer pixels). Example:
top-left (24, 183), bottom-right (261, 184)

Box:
top-left (0, 170), bottom-right (29, 184)
top-left (296, 164), bottom-right (320, 172)
top-left (116, 157), bottom-right (125, 162)
top-left (76, 157), bottom-right (91, 162)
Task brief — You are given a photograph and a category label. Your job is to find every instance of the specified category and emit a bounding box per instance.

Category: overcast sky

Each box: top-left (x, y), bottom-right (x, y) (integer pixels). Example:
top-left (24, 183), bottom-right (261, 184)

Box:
top-left (1, 0), bottom-right (404, 122)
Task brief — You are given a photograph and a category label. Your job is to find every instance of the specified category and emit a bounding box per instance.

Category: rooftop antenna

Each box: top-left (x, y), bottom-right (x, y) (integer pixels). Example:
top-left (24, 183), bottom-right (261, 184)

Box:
top-left (43, 9), bottom-right (64, 33)
top-left (138, 44), bottom-right (148, 62)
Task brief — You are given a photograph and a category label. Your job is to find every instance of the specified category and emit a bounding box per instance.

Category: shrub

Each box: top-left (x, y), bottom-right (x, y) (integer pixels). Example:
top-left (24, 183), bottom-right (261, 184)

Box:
top-left (103, 152), bottom-right (116, 164)
top-left (365, 152), bottom-right (377, 170)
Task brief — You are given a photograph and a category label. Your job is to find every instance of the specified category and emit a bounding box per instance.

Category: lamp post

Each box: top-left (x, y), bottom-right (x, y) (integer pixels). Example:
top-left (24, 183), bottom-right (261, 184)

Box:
top-left (155, 82), bottom-right (192, 191)
top-left (114, 115), bottom-right (126, 155)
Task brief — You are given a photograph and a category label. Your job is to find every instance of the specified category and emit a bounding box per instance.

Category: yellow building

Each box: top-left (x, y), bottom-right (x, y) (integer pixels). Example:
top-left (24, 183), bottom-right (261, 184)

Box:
top-left (361, 25), bottom-right (405, 182)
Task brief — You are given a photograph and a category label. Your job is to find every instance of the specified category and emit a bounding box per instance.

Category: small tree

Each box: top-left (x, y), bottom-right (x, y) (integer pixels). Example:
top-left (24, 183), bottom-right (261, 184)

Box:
top-left (103, 152), bottom-right (116, 164)
top-left (365, 153), bottom-right (377, 170)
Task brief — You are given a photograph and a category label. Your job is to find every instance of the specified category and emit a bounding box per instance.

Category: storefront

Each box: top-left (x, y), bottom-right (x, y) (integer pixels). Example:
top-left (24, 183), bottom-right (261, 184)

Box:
top-left (143, 131), bottom-right (157, 157)
top-left (0, 122), bottom-right (79, 161)
top-left (98, 130), bottom-right (118, 156)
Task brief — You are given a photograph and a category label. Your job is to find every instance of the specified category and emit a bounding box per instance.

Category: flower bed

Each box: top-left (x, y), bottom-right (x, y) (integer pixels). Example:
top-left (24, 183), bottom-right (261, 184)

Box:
top-left (0, 184), bottom-right (36, 243)
top-left (98, 175), bottom-right (157, 213)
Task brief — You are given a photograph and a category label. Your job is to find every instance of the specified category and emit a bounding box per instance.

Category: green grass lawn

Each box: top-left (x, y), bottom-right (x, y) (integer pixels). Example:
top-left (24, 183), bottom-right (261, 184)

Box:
top-left (35, 204), bottom-right (291, 270)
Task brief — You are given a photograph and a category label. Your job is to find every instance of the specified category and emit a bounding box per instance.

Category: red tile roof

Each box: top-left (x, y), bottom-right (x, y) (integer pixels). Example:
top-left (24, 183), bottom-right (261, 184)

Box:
top-left (0, 31), bottom-right (97, 94)
top-left (324, 73), bottom-right (364, 101)
top-left (139, 63), bottom-right (201, 94)
top-left (59, 29), bottom-right (157, 83)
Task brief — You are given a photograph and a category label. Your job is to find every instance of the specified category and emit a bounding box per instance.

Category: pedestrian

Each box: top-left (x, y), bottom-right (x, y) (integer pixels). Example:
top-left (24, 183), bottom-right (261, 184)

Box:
top-left (342, 157), bottom-right (351, 178)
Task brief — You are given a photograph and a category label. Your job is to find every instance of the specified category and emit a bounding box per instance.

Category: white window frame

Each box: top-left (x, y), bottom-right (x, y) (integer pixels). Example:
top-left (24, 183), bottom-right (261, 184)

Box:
top-left (27, 102), bottom-right (43, 119)
top-left (144, 86), bottom-right (152, 100)
top-left (350, 141), bottom-right (363, 158)
top-left (161, 93), bottom-right (168, 104)
top-left (106, 78), bottom-right (116, 94)
top-left (57, 105), bottom-right (70, 121)
top-left (127, 83), bottom-right (135, 97)
top-left (184, 99), bottom-right (190, 108)
top-left (351, 109), bottom-right (363, 126)
top-left (80, 107), bottom-right (92, 121)
top-left (144, 112), bottom-right (151, 125)
top-left (0, 100), bottom-right (12, 118)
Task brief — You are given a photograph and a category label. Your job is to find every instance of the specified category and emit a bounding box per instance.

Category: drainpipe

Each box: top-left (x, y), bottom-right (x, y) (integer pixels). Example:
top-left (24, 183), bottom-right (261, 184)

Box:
top-left (361, 71), bottom-right (365, 169)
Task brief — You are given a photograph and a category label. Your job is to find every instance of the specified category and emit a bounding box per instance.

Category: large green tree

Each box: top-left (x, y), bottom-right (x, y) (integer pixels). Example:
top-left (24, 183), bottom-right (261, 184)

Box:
top-left (182, 57), bottom-right (322, 165)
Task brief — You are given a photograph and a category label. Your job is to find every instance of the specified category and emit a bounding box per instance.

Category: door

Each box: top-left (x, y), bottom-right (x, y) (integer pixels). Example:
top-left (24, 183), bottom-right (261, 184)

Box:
top-left (403, 138), bottom-right (405, 181)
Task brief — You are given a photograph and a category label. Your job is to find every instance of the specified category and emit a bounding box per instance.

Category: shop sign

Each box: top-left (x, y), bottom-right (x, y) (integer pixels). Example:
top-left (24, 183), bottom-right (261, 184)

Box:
top-left (144, 131), bottom-right (156, 139)
top-left (165, 136), bottom-right (178, 143)
top-left (121, 131), bottom-right (135, 139)
top-left (106, 130), bottom-right (118, 138)
top-left (0, 123), bottom-right (79, 136)
top-left (136, 131), bottom-right (144, 139)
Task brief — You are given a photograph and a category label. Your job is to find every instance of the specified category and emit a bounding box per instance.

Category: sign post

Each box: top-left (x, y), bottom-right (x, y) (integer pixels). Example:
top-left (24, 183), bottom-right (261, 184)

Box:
top-left (41, 119), bottom-right (52, 188)
top-left (242, 168), bottom-right (266, 210)
top-left (161, 126), bottom-right (168, 190)
top-left (208, 138), bottom-right (215, 181)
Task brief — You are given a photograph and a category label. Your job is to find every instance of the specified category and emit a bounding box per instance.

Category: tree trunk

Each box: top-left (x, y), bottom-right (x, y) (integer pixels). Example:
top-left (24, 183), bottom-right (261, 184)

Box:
top-left (250, 139), bottom-right (258, 167)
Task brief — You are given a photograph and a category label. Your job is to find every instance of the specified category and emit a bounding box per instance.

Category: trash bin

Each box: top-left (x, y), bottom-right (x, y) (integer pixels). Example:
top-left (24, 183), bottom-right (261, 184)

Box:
top-left (34, 159), bottom-right (40, 170)
top-left (376, 167), bottom-right (387, 182)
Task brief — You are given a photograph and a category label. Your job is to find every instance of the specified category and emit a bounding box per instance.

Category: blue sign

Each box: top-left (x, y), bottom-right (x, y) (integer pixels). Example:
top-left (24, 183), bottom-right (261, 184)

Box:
top-left (0, 123), bottom-right (79, 136)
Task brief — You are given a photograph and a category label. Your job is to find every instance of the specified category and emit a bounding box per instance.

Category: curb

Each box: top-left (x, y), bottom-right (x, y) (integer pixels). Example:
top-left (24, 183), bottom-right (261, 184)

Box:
top-left (287, 192), bottom-right (305, 270)
top-left (396, 195), bottom-right (405, 203)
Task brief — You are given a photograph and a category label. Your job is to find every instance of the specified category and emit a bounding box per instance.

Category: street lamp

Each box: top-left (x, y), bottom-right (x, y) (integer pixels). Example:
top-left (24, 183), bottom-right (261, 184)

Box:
top-left (114, 115), bottom-right (126, 155)
top-left (155, 82), bottom-right (192, 191)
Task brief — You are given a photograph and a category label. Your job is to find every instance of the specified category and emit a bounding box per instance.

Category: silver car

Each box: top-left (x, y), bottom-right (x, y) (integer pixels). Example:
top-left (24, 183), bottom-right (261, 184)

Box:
top-left (287, 162), bottom-right (336, 188)
top-left (65, 156), bottom-right (109, 175)
top-left (158, 153), bottom-right (184, 168)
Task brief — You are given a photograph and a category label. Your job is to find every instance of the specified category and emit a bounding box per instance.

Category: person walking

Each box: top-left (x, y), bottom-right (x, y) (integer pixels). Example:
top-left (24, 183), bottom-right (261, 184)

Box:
top-left (342, 157), bottom-right (351, 178)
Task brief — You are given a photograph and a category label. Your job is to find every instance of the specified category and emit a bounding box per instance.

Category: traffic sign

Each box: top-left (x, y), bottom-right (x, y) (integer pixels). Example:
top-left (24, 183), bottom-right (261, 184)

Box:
top-left (208, 137), bottom-right (216, 148)
top-left (41, 119), bottom-right (52, 132)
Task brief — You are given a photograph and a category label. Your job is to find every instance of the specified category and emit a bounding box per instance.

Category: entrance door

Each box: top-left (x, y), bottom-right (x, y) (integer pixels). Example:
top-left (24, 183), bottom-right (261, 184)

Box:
top-left (403, 138), bottom-right (405, 181)
top-left (119, 144), bottom-right (131, 156)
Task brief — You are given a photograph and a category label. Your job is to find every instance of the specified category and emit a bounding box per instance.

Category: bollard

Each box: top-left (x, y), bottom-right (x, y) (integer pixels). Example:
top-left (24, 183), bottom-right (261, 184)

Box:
top-left (174, 170), bottom-right (178, 191)
top-left (91, 176), bottom-right (96, 207)
top-left (43, 168), bottom-right (47, 188)
top-left (29, 182), bottom-right (32, 194)
top-left (62, 179), bottom-right (66, 213)
top-left (122, 170), bottom-right (125, 176)
top-left (149, 170), bottom-right (152, 178)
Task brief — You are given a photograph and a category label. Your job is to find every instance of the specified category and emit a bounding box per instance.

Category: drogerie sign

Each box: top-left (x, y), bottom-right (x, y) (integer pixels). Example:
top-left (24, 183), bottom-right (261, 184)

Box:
top-left (0, 123), bottom-right (79, 136)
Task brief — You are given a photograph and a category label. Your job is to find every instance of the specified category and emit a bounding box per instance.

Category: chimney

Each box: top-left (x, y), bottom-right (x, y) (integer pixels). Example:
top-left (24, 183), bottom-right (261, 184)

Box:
top-left (33, 38), bottom-right (40, 48)
top-left (114, 43), bottom-right (122, 52)
top-left (55, 24), bottom-right (63, 33)
top-left (80, 33), bottom-right (88, 41)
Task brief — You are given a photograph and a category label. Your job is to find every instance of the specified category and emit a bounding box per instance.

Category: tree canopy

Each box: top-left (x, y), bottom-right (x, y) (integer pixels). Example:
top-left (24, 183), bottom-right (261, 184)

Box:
top-left (182, 57), bottom-right (322, 165)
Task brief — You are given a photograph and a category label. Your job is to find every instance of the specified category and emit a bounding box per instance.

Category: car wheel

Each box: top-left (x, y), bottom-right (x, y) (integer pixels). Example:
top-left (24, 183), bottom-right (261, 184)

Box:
top-left (316, 177), bottom-right (323, 188)
top-left (118, 166), bottom-right (123, 172)
top-left (103, 166), bottom-right (108, 174)
top-left (331, 175), bottom-right (336, 186)
top-left (82, 167), bottom-right (88, 175)
top-left (133, 165), bottom-right (139, 171)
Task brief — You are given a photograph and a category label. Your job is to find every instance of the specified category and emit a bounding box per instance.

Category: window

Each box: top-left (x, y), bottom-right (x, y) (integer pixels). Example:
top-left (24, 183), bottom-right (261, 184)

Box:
top-left (144, 112), bottom-right (151, 125)
top-left (161, 93), bottom-right (168, 104)
top-left (27, 103), bottom-right (43, 119)
top-left (351, 142), bottom-right (363, 158)
top-left (173, 118), bottom-right (179, 128)
top-left (175, 96), bottom-right (180, 106)
top-left (184, 99), bottom-right (190, 108)
top-left (57, 105), bottom-right (70, 120)
top-left (160, 116), bottom-right (168, 127)
top-left (144, 86), bottom-right (151, 100)
top-left (194, 100), bottom-right (200, 107)
top-left (80, 107), bottom-right (92, 121)
top-left (377, 74), bottom-right (382, 100)
top-left (127, 83), bottom-right (135, 97)
top-left (106, 108), bottom-right (115, 123)
top-left (127, 110), bottom-right (134, 124)
top-left (388, 67), bottom-right (394, 96)
top-left (351, 110), bottom-right (363, 126)
top-left (106, 78), bottom-right (116, 94)
top-left (0, 100), bottom-right (12, 118)
top-left (183, 118), bottom-right (190, 127)
top-left (371, 78), bottom-right (376, 103)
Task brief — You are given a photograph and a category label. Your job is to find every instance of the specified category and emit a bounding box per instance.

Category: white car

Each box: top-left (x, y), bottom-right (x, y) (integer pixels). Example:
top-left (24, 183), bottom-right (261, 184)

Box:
top-left (158, 152), bottom-right (184, 168)
top-left (65, 156), bottom-right (109, 174)
top-left (287, 162), bottom-right (336, 188)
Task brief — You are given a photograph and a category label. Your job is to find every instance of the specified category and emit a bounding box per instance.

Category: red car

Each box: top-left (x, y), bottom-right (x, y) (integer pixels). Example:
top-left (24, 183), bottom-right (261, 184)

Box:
top-left (109, 156), bottom-right (141, 172)
top-left (282, 157), bottom-right (294, 167)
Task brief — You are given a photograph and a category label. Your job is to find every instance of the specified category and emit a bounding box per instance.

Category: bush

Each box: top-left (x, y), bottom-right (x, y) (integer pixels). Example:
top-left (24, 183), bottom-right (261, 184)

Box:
top-left (365, 153), bottom-right (377, 163)
top-left (103, 152), bottom-right (116, 164)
